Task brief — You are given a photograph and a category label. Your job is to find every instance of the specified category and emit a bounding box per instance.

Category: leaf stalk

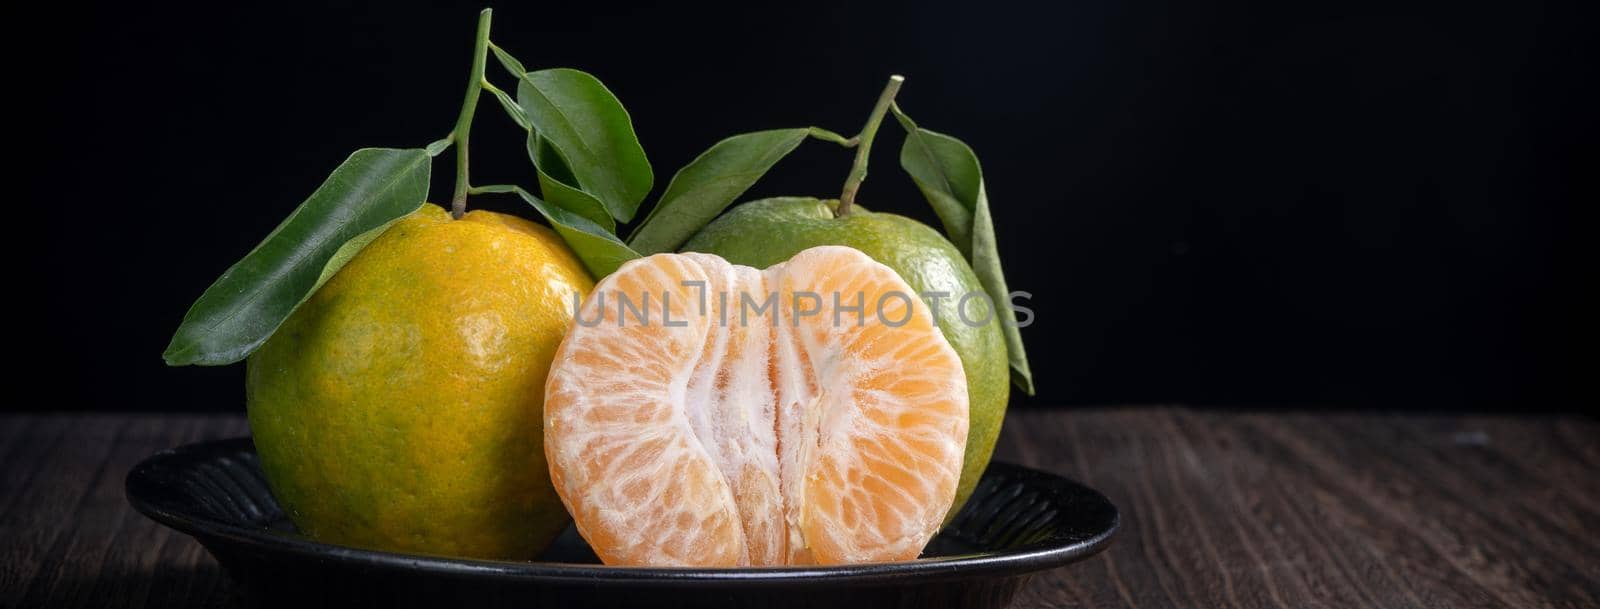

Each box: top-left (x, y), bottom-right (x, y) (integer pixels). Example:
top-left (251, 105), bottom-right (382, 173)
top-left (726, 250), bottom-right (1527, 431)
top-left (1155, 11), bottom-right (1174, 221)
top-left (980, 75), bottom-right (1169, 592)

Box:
top-left (449, 8), bottom-right (494, 219)
top-left (836, 74), bottom-right (904, 216)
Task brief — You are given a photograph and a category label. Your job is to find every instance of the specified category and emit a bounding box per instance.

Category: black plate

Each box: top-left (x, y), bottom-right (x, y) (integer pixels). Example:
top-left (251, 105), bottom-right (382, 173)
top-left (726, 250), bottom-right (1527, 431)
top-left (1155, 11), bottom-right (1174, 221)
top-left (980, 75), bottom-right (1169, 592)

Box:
top-left (126, 437), bottom-right (1118, 609)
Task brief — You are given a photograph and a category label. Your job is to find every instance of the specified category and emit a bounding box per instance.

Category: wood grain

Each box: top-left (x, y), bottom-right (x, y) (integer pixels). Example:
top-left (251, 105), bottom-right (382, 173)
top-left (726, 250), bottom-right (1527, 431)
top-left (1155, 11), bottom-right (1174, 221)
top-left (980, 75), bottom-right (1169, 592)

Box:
top-left (1, 409), bottom-right (1595, 609)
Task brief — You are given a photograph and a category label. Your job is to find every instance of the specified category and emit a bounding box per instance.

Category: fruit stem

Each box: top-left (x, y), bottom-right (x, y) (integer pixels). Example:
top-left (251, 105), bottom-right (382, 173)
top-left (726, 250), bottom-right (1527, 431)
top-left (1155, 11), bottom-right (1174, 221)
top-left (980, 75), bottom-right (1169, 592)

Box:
top-left (449, 8), bottom-right (494, 220)
top-left (836, 75), bottom-right (904, 217)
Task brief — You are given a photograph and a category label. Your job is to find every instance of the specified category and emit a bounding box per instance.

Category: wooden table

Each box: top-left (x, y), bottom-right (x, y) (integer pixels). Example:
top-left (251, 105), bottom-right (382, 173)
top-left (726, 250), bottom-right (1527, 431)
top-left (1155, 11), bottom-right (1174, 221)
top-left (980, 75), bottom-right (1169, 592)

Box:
top-left (2, 409), bottom-right (1596, 608)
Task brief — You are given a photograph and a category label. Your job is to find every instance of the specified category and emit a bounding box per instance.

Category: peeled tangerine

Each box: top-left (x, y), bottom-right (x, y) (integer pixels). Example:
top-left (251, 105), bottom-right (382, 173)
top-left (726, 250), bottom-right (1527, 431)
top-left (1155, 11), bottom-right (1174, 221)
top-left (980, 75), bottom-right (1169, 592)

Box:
top-left (544, 246), bottom-right (969, 566)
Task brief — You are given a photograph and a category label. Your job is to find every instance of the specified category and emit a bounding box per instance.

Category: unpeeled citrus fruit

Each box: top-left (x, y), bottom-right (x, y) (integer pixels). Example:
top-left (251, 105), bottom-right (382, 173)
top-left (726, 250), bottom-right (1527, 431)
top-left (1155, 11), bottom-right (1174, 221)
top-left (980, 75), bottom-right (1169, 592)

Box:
top-left (544, 246), bottom-right (969, 566)
top-left (248, 204), bottom-right (592, 559)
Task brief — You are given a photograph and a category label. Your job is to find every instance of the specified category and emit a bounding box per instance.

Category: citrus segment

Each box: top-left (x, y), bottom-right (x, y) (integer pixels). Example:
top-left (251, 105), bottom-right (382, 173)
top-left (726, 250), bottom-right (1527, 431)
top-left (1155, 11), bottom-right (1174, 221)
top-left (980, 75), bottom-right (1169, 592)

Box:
top-left (544, 246), bottom-right (968, 567)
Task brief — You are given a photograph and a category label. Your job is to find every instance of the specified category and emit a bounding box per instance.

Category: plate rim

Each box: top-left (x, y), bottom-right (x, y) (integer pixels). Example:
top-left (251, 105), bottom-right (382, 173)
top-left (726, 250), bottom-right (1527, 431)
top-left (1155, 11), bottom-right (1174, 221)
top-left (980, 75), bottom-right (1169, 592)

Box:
top-left (126, 437), bottom-right (1118, 587)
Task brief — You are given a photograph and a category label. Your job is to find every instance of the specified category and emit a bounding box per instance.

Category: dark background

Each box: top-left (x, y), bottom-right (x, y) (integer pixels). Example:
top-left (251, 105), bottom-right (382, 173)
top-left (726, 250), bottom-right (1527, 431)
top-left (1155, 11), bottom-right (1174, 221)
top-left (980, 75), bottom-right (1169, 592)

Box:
top-left (23, 0), bottom-right (1588, 412)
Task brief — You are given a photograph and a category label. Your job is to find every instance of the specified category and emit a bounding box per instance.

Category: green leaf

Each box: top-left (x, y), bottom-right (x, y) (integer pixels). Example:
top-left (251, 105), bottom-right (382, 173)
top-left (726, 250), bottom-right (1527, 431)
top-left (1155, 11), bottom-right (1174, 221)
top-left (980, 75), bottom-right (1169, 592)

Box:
top-left (521, 188), bottom-right (641, 278)
top-left (424, 137), bottom-right (452, 157)
top-left (486, 83), bottom-right (530, 131)
top-left (517, 68), bottom-right (653, 222)
top-left (163, 148), bottom-right (431, 366)
top-left (485, 54), bottom-right (635, 235)
top-left (488, 41), bottom-right (527, 78)
top-left (311, 218), bottom-right (402, 292)
top-left (892, 108), bottom-right (1034, 394)
top-left (477, 184), bottom-right (642, 278)
top-left (627, 129), bottom-right (811, 254)
top-left (526, 131), bottom-right (615, 232)
top-left (530, 133), bottom-right (579, 184)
